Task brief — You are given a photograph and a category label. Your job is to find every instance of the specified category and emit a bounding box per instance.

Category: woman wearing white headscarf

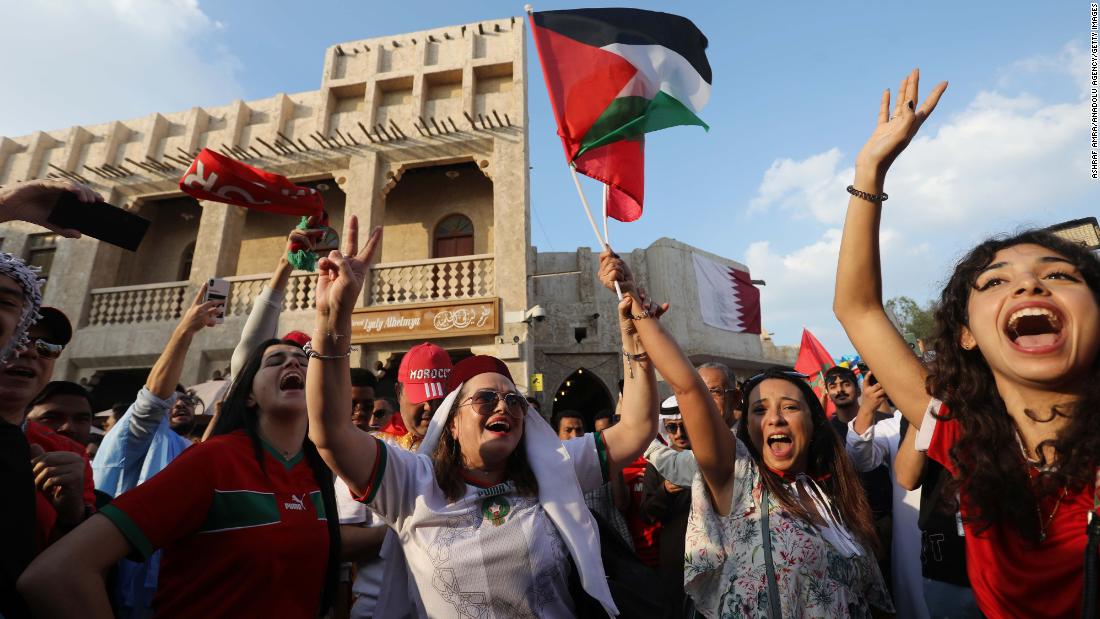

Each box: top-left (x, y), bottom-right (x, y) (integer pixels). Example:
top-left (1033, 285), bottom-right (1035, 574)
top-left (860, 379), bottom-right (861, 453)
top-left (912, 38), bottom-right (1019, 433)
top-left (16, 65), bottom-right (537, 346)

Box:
top-left (305, 220), bottom-right (660, 617)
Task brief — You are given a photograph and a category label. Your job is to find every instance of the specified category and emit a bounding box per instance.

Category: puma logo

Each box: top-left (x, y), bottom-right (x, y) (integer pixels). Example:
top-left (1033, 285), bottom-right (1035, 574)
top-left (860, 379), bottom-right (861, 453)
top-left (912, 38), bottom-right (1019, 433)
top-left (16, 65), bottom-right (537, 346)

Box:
top-left (284, 494), bottom-right (306, 511)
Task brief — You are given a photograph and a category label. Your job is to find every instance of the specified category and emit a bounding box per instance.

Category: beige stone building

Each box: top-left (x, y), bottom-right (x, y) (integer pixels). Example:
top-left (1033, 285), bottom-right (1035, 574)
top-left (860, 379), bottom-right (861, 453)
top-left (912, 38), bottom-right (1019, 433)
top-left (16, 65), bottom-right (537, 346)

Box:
top-left (0, 17), bottom-right (791, 421)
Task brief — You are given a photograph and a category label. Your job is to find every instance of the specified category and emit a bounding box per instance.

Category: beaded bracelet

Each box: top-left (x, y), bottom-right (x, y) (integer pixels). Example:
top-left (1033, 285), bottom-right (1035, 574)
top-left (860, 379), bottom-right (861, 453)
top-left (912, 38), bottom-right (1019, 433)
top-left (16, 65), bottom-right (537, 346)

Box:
top-left (846, 185), bottom-right (888, 202)
top-left (303, 341), bottom-right (352, 360)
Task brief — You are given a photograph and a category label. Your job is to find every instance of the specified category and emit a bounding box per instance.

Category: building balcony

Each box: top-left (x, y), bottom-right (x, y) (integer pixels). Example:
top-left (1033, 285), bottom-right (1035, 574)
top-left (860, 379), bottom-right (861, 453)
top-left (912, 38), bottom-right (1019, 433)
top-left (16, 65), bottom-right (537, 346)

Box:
top-left (84, 254), bottom-right (496, 326)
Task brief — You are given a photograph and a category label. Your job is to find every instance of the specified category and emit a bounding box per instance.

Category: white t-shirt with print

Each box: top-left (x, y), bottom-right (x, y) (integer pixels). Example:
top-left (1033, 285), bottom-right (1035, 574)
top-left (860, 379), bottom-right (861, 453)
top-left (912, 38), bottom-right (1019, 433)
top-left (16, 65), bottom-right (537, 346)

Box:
top-left (362, 433), bottom-right (607, 618)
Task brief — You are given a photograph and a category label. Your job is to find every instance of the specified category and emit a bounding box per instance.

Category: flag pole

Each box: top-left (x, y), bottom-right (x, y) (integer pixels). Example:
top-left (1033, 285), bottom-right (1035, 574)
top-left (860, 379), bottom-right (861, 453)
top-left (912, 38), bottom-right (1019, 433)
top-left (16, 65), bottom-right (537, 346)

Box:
top-left (570, 164), bottom-right (622, 299)
top-left (601, 185), bottom-right (623, 300)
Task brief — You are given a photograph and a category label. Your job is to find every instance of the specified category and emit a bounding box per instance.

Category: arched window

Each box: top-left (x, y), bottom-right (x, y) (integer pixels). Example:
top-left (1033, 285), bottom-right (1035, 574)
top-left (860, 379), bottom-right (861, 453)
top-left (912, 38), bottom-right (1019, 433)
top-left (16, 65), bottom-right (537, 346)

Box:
top-left (178, 242), bottom-right (195, 281)
top-left (433, 214), bottom-right (474, 258)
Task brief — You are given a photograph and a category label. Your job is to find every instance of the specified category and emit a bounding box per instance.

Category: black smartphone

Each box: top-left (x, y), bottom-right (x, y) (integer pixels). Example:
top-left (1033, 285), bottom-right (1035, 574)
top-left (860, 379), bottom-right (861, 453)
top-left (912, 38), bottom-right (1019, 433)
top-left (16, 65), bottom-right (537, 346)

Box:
top-left (47, 192), bottom-right (151, 252)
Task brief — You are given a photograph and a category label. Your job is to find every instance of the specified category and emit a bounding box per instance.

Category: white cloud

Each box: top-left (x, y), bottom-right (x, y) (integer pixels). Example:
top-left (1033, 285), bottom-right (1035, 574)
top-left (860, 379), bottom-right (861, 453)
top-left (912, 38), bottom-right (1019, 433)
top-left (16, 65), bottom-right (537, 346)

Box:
top-left (744, 42), bottom-right (1099, 353)
top-left (0, 0), bottom-right (244, 137)
top-left (750, 43), bottom-right (1094, 233)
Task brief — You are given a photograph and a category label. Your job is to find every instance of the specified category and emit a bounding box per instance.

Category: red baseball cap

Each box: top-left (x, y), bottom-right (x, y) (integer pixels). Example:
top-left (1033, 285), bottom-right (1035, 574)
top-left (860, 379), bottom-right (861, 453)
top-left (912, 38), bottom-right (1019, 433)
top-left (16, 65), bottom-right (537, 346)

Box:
top-left (398, 342), bottom-right (453, 404)
top-left (282, 330), bottom-right (311, 347)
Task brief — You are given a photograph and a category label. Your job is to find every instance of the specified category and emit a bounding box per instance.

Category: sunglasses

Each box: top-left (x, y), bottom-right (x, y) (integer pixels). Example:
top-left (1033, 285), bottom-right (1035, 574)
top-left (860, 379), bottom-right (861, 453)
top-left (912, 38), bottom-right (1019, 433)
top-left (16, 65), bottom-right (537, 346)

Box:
top-left (460, 389), bottom-right (527, 417)
top-left (663, 422), bottom-right (687, 435)
top-left (22, 338), bottom-right (64, 360)
top-left (707, 387), bottom-right (738, 397)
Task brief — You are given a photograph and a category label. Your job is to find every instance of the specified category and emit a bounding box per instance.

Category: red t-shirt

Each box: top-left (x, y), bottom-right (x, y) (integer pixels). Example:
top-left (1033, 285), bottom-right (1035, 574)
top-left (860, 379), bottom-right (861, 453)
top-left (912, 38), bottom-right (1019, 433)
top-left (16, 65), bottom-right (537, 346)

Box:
top-left (23, 420), bottom-right (96, 550)
top-left (100, 431), bottom-right (329, 619)
top-left (918, 399), bottom-right (1095, 619)
top-left (621, 454), bottom-right (661, 567)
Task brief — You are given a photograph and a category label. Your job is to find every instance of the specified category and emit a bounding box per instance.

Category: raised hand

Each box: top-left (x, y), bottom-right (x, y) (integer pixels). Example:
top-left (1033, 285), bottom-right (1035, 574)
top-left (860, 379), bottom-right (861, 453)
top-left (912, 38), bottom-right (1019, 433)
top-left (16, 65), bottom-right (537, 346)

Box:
top-left (855, 68), bottom-right (947, 174)
top-left (315, 215), bottom-right (382, 323)
top-left (0, 179), bottom-right (104, 238)
top-left (599, 246), bottom-right (636, 294)
top-left (177, 283), bottom-right (223, 335)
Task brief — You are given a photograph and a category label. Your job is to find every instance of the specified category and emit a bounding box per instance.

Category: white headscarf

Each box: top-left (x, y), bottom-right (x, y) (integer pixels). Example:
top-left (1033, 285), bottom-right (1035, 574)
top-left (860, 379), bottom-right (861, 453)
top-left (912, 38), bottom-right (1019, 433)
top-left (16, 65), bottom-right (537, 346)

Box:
top-left (657, 394), bottom-right (681, 445)
top-left (0, 253), bottom-right (43, 364)
top-left (418, 382), bottom-right (619, 616)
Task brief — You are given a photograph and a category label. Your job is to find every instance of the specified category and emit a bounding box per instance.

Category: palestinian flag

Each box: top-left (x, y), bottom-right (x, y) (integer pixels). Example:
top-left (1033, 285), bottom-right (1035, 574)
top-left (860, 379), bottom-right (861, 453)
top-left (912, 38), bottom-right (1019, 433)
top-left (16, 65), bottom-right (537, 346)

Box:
top-left (530, 8), bottom-right (711, 221)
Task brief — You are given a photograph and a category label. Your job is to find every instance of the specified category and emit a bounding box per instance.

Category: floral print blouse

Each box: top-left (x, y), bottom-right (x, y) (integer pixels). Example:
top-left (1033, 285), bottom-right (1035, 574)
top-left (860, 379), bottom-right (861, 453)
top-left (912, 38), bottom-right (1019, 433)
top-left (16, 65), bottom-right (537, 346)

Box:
top-left (684, 439), bottom-right (893, 618)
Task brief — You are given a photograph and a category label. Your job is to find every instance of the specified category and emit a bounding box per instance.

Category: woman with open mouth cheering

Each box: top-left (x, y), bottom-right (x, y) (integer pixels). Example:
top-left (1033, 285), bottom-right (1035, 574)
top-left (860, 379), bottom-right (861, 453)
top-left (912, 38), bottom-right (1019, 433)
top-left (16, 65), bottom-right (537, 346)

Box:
top-left (303, 218), bottom-right (660, 617)
top-left (834, 68), bottom-right (1100, 618)
top-left (599, 252), bottom-right (892, 617)
top-left (18, 336), bottom-right (341, 618)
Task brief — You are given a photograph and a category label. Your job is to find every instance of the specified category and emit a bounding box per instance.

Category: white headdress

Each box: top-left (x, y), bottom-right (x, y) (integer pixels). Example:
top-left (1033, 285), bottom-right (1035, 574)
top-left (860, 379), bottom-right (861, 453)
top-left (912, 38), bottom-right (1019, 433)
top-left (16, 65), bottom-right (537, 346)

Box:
top-left (418, 381), bottom-right (619, 616)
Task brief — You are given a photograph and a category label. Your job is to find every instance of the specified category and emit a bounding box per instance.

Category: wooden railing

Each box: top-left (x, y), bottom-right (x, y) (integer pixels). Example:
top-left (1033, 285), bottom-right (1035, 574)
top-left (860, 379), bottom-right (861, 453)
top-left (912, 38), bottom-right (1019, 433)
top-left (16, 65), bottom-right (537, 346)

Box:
top-left (369, 254), bottom-right (494, 305)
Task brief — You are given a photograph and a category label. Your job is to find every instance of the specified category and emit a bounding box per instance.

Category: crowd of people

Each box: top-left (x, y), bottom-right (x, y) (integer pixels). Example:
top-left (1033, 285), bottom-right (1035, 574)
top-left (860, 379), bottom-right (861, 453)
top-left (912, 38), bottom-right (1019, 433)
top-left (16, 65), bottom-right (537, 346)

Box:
top-left (0, 68), bottom-right (1097, 618)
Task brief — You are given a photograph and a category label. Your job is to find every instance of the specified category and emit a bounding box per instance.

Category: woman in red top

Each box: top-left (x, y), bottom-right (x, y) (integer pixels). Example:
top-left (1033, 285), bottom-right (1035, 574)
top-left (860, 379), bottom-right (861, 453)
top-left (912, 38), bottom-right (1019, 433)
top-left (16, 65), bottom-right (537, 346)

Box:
top-left (18, 338), bottom-right (341, 618)
top-left (834, 68), bottom-right (1100, 618)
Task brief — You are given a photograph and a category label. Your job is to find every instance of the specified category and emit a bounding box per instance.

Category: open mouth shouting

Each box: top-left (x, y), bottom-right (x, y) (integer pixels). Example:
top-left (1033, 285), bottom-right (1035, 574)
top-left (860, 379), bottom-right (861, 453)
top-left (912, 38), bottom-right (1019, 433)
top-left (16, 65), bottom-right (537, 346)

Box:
top-left (765, 433), bottom-right (794, 459)
top-left (2, 363), bottom-right (37, 382)
top-left (279, 370), bottom-right (305, 392)
top-left (1004, 303), bottom-right (1065, 354)
top-left (485, 415), bottom-right (513, 436)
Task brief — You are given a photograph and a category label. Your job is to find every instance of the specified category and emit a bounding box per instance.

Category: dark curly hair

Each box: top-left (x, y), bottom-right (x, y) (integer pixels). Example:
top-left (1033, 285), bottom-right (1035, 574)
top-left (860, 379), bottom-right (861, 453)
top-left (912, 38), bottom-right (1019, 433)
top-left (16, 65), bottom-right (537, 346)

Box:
top-left (927, 230), bottom-right (1100, 541)
top-left (736, 369), bottom-right (879, 553)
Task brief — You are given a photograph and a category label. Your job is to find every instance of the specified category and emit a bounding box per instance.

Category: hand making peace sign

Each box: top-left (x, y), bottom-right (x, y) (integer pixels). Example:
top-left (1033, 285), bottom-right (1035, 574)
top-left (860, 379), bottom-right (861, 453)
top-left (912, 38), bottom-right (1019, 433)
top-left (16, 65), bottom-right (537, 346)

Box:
top-left (315, 216), bottom-right (382, 324)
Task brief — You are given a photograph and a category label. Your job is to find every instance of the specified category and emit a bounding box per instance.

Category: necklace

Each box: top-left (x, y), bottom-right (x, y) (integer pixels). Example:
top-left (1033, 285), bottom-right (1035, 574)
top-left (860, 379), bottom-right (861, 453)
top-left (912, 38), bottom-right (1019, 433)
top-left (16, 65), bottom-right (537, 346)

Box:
top-left (1037, 487), bottom-right (1068, 543)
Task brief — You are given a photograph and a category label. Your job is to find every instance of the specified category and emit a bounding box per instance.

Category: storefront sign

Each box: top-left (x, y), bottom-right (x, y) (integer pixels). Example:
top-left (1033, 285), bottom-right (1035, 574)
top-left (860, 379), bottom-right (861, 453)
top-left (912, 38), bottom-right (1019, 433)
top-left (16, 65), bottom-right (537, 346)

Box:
top-left (350, 298), bottom-right (500, 343)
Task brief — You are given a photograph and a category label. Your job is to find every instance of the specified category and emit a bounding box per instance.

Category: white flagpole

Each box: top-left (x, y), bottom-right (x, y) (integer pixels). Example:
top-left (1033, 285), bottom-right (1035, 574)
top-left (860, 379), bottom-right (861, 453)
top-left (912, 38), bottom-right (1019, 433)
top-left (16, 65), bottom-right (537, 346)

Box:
top-left (569, 165), bottom-right (622, 299)
top-left (601, 185), bottom-right (623, 300)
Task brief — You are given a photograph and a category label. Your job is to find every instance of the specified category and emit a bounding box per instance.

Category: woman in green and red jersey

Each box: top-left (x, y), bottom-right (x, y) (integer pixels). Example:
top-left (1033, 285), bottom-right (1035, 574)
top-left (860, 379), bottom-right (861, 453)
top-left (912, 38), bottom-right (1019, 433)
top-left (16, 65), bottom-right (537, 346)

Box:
top-left (18, 338), bottom-right (341, 618)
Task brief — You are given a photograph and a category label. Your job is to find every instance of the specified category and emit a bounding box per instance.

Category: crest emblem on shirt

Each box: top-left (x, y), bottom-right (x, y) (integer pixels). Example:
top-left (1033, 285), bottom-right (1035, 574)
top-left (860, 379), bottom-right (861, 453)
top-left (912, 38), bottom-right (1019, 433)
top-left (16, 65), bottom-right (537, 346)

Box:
top-left (481, 496), bottom-right (511, 526)
top-left (285, 494), bottom-right (306, 511)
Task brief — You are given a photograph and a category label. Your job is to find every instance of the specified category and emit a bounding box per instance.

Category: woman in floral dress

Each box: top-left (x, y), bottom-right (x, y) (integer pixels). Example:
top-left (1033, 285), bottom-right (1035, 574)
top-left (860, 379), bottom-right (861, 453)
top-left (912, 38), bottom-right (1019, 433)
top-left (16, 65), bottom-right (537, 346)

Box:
top-left (598, 255), bottom-right (892, 618)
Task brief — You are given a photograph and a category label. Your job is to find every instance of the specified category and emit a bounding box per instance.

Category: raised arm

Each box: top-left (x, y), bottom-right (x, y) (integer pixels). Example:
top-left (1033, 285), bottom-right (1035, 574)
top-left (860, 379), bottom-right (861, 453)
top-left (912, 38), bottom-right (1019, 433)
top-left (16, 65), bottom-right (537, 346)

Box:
top-left (0, 178), bottom-right (102, 238)
top-left (230, 223), bottom-right (324, 378)
top-left (599, 250), bottom-right (736, 505)
top-left (306, 217), bottom-right (383, 496)
top-left (894, 420), bottom-right (925, 491)
top-left (97, 287), bottom-right (218, 484)
top-left (599, 293), bottom-right (659, 472)
top-left (834, 68), bottom-right (947, 427)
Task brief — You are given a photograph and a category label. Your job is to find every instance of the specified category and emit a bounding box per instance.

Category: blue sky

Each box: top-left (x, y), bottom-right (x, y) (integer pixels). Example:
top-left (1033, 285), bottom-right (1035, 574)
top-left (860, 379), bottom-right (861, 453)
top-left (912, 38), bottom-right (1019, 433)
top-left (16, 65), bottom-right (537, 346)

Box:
top-left (2, 1), bottom-right (1096, 354)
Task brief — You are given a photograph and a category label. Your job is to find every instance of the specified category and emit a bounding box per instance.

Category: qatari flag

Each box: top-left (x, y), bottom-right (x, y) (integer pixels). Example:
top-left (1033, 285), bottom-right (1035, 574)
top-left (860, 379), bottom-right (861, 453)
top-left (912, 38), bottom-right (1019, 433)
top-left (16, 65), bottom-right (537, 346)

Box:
top-left (179, 148), bottom-right (323, 216)
top-left (692, 252), bottom-right (761, 334)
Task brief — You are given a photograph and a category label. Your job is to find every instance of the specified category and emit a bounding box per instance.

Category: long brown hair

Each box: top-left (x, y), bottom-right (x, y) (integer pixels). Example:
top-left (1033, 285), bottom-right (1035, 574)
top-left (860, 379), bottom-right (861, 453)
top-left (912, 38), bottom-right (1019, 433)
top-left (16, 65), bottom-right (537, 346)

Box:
top-left (736, 369), bottom-right (879, 552)
top-left (432, 383), bottom-right (539, 502)
top-left (927, 229), bottom-right (1100, 541)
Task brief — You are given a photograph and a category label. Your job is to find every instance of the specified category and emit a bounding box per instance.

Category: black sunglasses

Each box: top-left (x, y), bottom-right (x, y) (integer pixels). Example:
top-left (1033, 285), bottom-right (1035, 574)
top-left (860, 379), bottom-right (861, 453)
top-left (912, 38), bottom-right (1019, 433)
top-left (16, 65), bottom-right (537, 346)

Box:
top-left (663, 422), bottom-right (687, 435)
top-left (460, 389), bottom-right (526, 417)
top-left (21, 338), bottom-right (64, 360)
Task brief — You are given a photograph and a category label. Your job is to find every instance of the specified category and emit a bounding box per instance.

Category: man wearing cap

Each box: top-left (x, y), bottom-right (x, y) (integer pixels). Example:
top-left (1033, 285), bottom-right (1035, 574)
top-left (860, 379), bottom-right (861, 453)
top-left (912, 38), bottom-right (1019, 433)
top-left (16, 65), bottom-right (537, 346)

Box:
top-left (337, 342), bottom-right (453, 618)
top-left (92, 285), bottom-right (222, 618)
top-left (0, 303), bottom-right (96, 617)
top-left (375, 342), bottom-right (453, 451)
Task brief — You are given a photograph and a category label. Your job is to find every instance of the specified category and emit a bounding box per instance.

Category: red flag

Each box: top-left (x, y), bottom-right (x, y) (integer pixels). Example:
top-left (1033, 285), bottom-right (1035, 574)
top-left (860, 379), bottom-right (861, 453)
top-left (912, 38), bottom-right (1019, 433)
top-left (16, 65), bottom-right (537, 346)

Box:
top-left (794, 329), bottom-right (837, 416)
top-left (574, 138), bottom-right (644, 222)
top-left (179, 148), bottom-right (323, 216)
